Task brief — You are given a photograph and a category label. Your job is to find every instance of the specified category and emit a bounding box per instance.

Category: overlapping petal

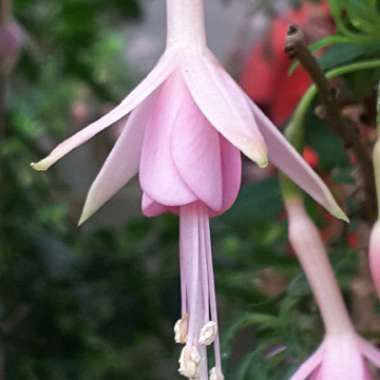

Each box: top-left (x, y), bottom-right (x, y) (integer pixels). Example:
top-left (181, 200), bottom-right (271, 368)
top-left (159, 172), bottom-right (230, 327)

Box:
top-left (210, 137), bottom-right (242, 217)
top-left (248, 99), bottom-right (348, 222)
top-left (182, 51), bottom-right (268, 168)
top-left (171, 93), bottom-right (223, 211)
top-left (31, 52), bottom-right (175, 171)
top-left (142, 193), bottom-right (170, 217)
top-left (78, 94), bottom-right (158, 225)
top-left (139, 73), bottom-right (197, 206)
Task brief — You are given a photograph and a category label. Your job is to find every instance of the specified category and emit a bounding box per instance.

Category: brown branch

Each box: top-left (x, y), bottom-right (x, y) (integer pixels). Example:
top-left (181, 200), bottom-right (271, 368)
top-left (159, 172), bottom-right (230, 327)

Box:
top-left (0, 0), bottom-right (11, 24)
top-left (285, 25), bottom-right (377, 223)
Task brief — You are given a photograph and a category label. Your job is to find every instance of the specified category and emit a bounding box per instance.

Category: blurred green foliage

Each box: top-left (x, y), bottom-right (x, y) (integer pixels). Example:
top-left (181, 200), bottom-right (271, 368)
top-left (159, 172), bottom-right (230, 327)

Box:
top-left (1, 0), bottom-right (380, 379)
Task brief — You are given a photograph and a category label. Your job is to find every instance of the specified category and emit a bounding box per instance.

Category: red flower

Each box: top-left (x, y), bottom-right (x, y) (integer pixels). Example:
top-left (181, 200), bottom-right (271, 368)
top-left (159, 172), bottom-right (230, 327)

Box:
top-left (240, 1), bottom-right (333, 125)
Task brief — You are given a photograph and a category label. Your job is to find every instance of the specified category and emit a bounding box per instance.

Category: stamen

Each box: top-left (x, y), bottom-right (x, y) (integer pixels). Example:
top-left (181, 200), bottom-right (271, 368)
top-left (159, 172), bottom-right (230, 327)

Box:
top-left (203, 215), bottom-right (223, 370)
top-left (199, 321), bottom-right (218, 346)
top-left (178, 345), bottom-right (201, 378)
top-left (210, 367), bottom-right (224, 380)
top-left (174, 314), bottom-right (189, 344)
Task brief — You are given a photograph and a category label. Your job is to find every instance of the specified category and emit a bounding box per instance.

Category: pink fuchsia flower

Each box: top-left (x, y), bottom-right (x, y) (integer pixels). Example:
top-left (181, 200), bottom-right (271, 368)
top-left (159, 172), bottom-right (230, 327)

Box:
top-left (285, 198), bottom-right (380, 380)
top-left (369, 221), bottom-right (380, 298)
top-left (369, 139), bottom-right (380, 298)
top-left (31, 0), bottom-right (348, 378)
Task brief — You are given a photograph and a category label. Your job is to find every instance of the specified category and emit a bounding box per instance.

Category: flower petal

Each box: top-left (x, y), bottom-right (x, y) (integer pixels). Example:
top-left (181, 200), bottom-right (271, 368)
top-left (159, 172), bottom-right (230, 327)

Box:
top-left (220, 137), bottom-right (242, 213)
top-left (209, 137), bottom-right (242, 217)
top-left (139, 72), bottom-right (196, 206)
top-left (31, 52), bottom-right (175, 171)
top-left (171, 91), bottom-right (223, 211)
top-left (142, 193), bottom-right (170, 217)
top-left (369, 221), bottom-right (380, 298)
top-left (248, 99), bottom-right (348, 222)
top-left (359, 337), bottom-right (380, 368)
top-left (78, 94), bottom-right (157, 225)
top-left (182, 51), bottom-right (268, 168)
top-left (290, 344), bottom-right (324, 380)
top-left (319, 336), bottom-right (368, 380)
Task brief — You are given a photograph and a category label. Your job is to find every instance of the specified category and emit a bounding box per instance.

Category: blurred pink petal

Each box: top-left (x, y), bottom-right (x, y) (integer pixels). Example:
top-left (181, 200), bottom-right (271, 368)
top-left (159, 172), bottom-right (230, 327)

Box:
top-left (318, 335), bottom-right (370, 380)
top-left (359, 337), bottom-right (380, 367)
top-left (182, 53), bottom-right (268, 168)
top-left (251, 100), bottom-right (347, 221)
top-left (290, 344), bottom-right (323, 380)
top-left (78, 94), bottom-right (157, 225)
top-left (31, 53), bottom-right (175, 171)
top-left (369, 221), bottom-right (380, 298)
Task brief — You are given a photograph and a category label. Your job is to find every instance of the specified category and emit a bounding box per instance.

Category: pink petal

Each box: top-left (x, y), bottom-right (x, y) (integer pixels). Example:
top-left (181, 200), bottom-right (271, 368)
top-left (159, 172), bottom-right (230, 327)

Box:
top-left (139, 72), bottom-right (196, 206)
top-left (171, 92), bottom-right (223, 211)
top-left (141, 193), bottom-right (169, 217)
top-left (248, 99), bottom-right (348, 222)
top-left (318, 336), bottom-right (369, 380)
top-left (31, 52), bottom-right (175, 171)
top-left (219, 137), bottom-right (242, 214)
top-left (182, 51), bottom-right (268, 168)
top-left (290, 344), bottom-right (324, 380)
top-left (359, 337), bottom-right (380, 368)
top-left (78, 94), bottom-right (157, 225)
top-left (369, 221), bottom-right (380, 298)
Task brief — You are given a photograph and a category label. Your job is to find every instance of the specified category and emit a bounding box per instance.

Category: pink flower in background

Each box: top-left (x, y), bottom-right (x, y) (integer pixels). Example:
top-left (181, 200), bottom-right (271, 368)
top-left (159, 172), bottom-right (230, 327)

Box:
top-left (369, 221), bottom-right (380, 298)
top-left (0, 21), bottom-right (22, 74)
top-left (370, 139), bottom-right (380, 299)
top-left (32, 0), bottom-right (347, 378)
top-left (285, 199), bottom-right (380, 380)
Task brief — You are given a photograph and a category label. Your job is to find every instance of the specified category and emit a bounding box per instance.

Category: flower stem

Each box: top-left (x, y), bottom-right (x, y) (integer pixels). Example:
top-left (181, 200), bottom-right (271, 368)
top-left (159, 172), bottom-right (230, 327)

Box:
top-left (165, 0), bottom-right (207, 51)
top-left (285, 198), bottom-right (354, 336)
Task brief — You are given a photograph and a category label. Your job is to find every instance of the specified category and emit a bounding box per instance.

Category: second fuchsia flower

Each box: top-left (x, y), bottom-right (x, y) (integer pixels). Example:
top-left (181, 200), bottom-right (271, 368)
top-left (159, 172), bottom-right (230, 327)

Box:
top-left (32, 0), bottom-right (348, 378)
top-left (285, 198), bottom-right (380, 380)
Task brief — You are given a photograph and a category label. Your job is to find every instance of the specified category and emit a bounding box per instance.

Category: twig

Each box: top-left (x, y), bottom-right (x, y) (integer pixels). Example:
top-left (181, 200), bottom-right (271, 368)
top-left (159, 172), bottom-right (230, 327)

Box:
top-left (285, 25), bottom-right (377, 223)
top-left (0, 0), bottom-right (11, 24)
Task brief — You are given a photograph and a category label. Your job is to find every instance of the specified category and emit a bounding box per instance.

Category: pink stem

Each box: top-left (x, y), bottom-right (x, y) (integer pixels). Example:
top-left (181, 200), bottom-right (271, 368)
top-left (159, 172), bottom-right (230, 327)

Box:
top-left (165, 0), bottom-right (207, 51)
top-left (285, 198), bottom-right (354, 336)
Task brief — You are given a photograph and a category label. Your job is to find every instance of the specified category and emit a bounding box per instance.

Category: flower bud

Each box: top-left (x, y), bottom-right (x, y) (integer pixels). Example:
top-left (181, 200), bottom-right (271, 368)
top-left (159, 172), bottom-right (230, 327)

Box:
top-left (199, 321), bottom-right (218, 346)
top-left (174, 315), bottom-right (188, 344)
top-left (178, 345), bottom-right (200, 378)
top-left (210, 367), bottom-right (224, 380)
top-left (369, 221), bottom-right (380, 298)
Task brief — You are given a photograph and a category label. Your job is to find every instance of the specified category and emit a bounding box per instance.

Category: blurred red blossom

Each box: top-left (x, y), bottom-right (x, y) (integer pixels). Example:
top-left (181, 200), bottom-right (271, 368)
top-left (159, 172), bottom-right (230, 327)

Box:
top-left (240, 1), bottom-right (334, 125)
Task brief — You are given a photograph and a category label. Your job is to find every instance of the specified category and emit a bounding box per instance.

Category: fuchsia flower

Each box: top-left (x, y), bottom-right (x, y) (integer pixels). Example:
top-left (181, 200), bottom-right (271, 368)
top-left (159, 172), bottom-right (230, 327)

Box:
top-left (369, 139), bottom-right (380, 298)
top-left (285, 198), bottom-right (380, 380)
top-left (32, 1), bottom-right (347, 378)
top-left (369, 221), bottom-right (380, 298)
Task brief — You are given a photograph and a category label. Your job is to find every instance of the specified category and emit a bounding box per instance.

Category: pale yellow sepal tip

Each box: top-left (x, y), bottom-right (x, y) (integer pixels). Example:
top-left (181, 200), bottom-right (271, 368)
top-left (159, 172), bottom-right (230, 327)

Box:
top-left (30, 159), bottom-right (50, 171)
top-left (257, 157), bottom-right (269, 169)
top-left (332, 207), bottom-right (349, 223)
top-left (77, 205), bottom-right (95, 227)
top-left (30, 161), bottom-right (45, 171)
top-left (77, 213), bottom-right (88, 227)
